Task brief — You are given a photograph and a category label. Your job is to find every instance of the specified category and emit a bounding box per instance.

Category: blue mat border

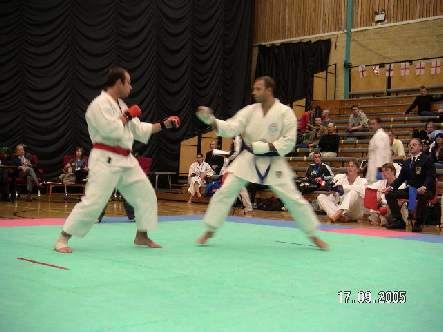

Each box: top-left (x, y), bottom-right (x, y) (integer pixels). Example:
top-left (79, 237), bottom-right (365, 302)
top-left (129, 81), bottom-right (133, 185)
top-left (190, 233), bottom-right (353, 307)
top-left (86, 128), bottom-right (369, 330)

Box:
top-left (95, 215), bottom-right (443, 244)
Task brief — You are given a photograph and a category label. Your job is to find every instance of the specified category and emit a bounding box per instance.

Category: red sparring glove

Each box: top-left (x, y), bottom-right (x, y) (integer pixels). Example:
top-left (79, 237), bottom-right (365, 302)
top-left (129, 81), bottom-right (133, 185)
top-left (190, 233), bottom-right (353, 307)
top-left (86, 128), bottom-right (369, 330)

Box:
top-left (123, 105), bottom-right (142, 121)
top-left (378, 207), bottom-right (388, 216)
top-left (167, 116), bottom-right (180, 128)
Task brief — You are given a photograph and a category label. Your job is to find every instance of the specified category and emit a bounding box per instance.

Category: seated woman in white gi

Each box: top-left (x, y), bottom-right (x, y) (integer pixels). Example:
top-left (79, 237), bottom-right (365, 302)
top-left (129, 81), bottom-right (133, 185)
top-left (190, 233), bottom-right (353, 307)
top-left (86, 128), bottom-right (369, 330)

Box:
top-left (365, 163), bottom-right (408, 226)
top-left (187, 153), bottom-right (214, 203)
top-left (317, 159), bottom-right (367, 222)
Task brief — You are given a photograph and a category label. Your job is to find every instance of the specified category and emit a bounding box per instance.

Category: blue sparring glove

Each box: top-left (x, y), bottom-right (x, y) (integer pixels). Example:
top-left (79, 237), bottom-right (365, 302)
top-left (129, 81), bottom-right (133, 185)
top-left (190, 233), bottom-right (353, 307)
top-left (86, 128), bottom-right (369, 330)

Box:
top-left (251, 141), bottom-right (270, 155)
top-left (196, 106), bottom-right (216, 125)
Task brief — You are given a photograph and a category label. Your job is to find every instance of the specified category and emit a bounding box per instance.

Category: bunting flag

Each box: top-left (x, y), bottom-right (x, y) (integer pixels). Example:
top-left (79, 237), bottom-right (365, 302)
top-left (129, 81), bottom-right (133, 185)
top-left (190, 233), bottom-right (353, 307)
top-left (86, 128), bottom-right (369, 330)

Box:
top-left (358, 65), bottom-right (366, 78)
top-left (415, 61), bottom-right (425, 75)
top-left (400, 62), bottom-right (409, 76)
top-left (431, 60), bottom-right (441, 74)
top-left (386, 63), bottom-right (394, 76)
top-left (372, 65), bottom-right (379, 76)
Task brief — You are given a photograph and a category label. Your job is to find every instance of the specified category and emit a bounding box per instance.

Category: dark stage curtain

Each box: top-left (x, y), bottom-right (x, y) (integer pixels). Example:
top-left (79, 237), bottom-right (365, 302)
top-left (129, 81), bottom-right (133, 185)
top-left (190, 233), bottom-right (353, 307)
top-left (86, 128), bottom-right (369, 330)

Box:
top-left (255, 39), bottom-right (331, 107)
top-left (0, 0), bottom-right (254, 177)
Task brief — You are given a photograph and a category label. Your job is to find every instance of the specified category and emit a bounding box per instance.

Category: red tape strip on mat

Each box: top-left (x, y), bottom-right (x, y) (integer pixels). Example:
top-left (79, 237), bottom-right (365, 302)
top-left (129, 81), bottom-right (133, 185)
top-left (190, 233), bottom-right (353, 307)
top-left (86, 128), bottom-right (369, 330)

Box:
top-left (17, 258), bottom-right (70, 270)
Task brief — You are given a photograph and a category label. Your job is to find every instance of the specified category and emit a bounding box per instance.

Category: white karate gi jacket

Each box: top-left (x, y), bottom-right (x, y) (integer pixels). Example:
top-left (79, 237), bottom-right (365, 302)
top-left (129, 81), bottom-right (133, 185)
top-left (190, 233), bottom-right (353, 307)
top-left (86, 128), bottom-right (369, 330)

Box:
top-left (214, 100), bottom-right (296, 185)
top-left (86, 91), bottom-right (153, 169)
top-left (367, 128), bottom-right (391, 182)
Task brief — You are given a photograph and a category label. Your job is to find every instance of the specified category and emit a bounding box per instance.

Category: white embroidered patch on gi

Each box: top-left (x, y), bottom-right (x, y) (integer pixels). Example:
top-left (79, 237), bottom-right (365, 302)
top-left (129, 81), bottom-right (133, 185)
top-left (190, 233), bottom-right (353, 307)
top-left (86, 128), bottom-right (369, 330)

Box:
top-left (268, 123), bottom-right (278, 132)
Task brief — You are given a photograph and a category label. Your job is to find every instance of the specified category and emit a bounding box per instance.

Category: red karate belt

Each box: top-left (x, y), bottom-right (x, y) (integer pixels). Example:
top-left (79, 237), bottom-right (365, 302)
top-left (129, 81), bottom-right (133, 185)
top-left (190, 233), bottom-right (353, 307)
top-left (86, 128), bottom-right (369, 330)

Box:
top-left (93, 143), bottom-right (132, 157)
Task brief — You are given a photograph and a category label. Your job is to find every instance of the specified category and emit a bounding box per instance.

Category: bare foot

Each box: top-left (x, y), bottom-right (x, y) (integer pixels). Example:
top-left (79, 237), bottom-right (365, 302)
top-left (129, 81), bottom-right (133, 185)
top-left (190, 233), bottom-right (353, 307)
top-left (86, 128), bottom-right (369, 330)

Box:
top-left (134, 231), bottom-right (162, 248)
top-left (339, 215), bottom-right (350, 223)
top-left (370, 220), bottom-right (380, 226)
top-left (187, 200), bottom-right (192, 204)
top-left (197, 192), bottom-right (202, 198)
top-left (134, 237), bottom-right (162, 248)
top-left (94, 219), bottom-right (101, 223)
top-left (311, 236), bottom-right (329, 250)
top-left (53, 243), bottom-right (72, 253)
top-left (196, 231), bottom-right (214, 244)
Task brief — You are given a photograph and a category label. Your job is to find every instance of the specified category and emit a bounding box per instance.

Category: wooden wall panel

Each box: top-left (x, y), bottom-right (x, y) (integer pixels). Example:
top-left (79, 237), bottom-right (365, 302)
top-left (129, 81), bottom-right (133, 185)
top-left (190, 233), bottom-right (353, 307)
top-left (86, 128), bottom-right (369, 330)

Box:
top-left (351, 67), bottom-right (386, 92)
top-left (254, 0), bottom-right (443, 44)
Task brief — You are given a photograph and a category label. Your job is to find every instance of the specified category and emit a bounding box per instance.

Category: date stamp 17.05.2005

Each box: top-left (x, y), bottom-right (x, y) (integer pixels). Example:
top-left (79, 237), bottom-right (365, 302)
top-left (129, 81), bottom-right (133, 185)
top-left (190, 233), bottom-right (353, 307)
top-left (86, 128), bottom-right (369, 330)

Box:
top-left (338, 291), bottom-right (407, 304)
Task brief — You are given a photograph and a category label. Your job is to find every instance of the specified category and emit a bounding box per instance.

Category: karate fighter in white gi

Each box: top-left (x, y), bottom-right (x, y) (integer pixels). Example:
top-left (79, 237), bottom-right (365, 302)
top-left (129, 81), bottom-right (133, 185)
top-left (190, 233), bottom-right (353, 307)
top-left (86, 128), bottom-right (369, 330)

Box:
top-left (194, 76), bottom-right (328, 249)
top-left (366, 117), bottom-right (391, 183)
top-left (53, 67), bottom-right (179, 253)
top-left (187, 153), bottom-right (214, 203)
top-left (316, 159), bottom-right (367, 222)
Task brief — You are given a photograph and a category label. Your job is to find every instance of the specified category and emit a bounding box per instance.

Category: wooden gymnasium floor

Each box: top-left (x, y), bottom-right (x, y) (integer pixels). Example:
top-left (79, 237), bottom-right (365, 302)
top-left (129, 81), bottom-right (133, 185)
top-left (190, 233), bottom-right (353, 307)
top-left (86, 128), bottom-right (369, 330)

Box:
top-left (1, 195), bottom-right (442, 235)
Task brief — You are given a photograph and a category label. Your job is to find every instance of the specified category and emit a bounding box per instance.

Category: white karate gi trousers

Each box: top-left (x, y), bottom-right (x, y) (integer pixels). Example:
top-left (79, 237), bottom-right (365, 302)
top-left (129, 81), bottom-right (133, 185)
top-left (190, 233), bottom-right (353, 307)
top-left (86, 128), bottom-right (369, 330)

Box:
top-left (203, 174), bottom-right (318, 237)
top-left (238, 187), bottom-right (252, 211)
top-left (63, 157), bottom-right (157, 238)
top-left (317, 190), bottom-right (364, 220)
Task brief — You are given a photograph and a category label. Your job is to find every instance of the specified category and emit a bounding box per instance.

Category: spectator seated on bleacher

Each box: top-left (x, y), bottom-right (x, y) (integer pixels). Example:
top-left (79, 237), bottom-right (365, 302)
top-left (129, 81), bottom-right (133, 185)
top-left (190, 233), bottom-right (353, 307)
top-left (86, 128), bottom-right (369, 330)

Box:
top-left (422, 139), bottom-right (431, 156)
top-left (413, 121), bottom-right (443, 143)
top-left (187, 153), bottom-right (214, 204)
top-left (11, 144), bottom-right (45, 201)
top-left (430, 133), bottom-right (443, 169)
top-left (387, 130), bottom-right (405, 163)
top-left (317, 159), bottom-right (367, 223)
top-left (63, 147), bottom-right (89, 183)
top-left (321, 109), bottom-right (333, 127)
top-left (347, 105), bottom-right (369, 133)
top-left (296, 151), bottom-right (334, 194)
top-left (382, 138), bottom-right (436, 232)
top-left (300, 116), bottom-right (327, 149)
top-left (316, 122), bottom-right (339, 157)
top-left (298, 106), bottom-right (315, 133)
top-left (404, 86), bottom-right (443, 116)
top-left (365, 163), bottom-right (408, 226)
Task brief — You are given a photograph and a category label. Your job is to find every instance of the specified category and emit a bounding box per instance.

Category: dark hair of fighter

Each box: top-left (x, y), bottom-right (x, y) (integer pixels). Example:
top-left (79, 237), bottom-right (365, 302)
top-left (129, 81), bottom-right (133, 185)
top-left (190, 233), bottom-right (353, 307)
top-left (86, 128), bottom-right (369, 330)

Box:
top-left (255, 76), bottom-right (275, 92)
top-left (107, 67), bottom-right (127, 88)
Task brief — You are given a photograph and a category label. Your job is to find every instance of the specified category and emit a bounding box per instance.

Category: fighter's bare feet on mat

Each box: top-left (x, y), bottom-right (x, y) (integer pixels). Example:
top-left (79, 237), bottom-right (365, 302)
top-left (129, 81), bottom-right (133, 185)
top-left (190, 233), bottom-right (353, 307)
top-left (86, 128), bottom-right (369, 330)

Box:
top-left (134, 237), bottom-right (162, 248)
top-left (134, 231), bottom-right (162, 248)
top-left (53, 243), bottom-right (72, 253)
top-left (196, 231), bottom-right (214, 244)
top-left (311, 236), bottom-right (329, 250)
top-left (187, 200), bottom-right (192, 204)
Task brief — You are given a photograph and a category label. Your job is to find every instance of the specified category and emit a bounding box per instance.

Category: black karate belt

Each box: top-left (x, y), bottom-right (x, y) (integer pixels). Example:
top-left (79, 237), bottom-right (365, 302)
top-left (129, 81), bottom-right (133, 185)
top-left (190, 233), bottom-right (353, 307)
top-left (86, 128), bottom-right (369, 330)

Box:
top-left (245, 146), bottom-right (279, 183)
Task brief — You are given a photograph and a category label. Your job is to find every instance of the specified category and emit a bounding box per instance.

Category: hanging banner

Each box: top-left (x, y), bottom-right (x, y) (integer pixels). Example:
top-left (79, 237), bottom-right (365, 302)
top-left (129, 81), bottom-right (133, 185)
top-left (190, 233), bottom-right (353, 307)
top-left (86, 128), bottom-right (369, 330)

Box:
top-left (400, 62), bottom-right (409, 76)
top-left (431, 60), bottom-right (441, 74)
top-left (415, 61), bottom-right (425, 75)
top-left (372, 65), bottom-right (379, 76)
top-left (358, 65), bottom-right (366, 78)
top-left (386, 63), bottom-right (394, 77)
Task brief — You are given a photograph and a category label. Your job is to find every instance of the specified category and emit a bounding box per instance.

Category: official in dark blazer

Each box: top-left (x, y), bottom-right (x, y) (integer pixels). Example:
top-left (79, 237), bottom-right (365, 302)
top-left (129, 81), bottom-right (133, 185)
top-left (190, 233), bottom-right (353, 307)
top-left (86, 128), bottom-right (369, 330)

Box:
top-left (383, 138), bottom-right (436, 232)
top-left (11, 144), bottom-right (43, 201)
